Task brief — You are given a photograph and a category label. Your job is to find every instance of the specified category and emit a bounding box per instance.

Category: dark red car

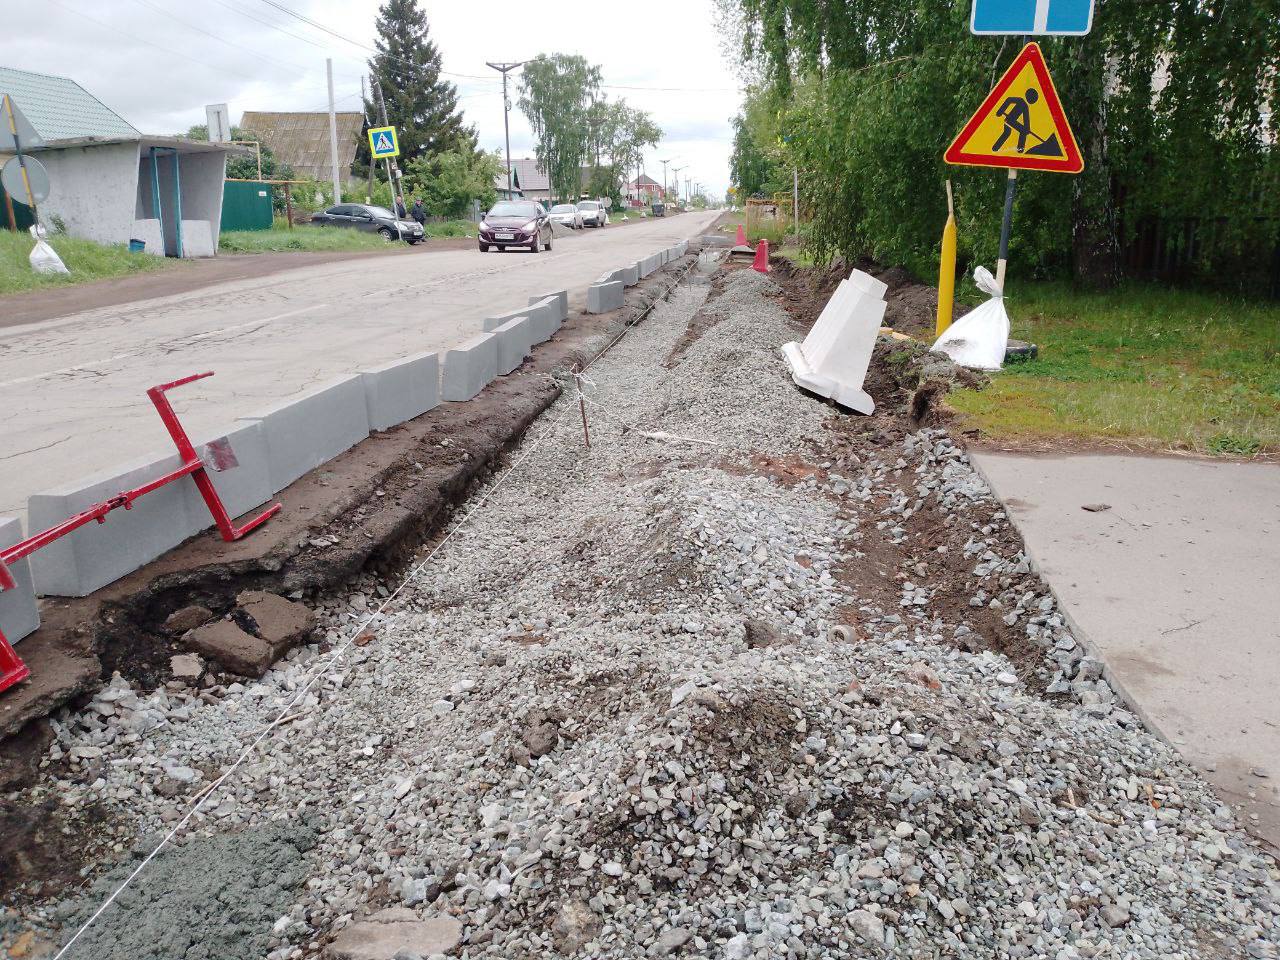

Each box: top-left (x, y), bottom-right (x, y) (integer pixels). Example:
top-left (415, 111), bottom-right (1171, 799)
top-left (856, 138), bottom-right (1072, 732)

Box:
top-left (478, 201), bottom-right (554, 253)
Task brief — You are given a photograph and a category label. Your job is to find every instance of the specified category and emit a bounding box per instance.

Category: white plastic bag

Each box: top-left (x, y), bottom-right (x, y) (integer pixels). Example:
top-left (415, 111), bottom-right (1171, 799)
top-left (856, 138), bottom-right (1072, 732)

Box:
top-left (28, 224), bottom-right (69, 276)
top-left (931, 266), bottom-right (1008, 370)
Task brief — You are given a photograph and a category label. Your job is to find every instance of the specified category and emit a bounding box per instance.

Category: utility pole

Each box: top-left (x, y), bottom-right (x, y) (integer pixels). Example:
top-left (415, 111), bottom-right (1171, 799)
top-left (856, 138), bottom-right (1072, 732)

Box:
top-left (361, 76), bottom-right (374, 203)
top-left (660, 157), bottom-right (675, 200)
top-left (486, 61), bottom-right (525, 199)
top-left (671, 165), bottom-right (685, 205)
top-left (326, 59), bottom-right (342, 206)
top-left (371, 76), bottom-right (404, 237)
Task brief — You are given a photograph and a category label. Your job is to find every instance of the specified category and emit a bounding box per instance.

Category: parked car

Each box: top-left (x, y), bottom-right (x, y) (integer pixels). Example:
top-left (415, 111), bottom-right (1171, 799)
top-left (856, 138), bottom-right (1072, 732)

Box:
top-left (650, 202), bottom-right (666, 218)
top-left (576, 199), bottom-right (608, 228)
top-left (308, 203), bottom-right (424, 243)
top-left (548, 203), bottom-right (584, 230)
top-left (478, 200), bottom-right (554, 252)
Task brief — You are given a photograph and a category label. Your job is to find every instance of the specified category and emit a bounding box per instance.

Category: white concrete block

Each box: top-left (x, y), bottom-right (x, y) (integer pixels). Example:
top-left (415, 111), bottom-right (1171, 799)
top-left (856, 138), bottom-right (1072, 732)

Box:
top-left (238, 376), bottom-right (371, 493)
top-left (781, 268), bottom-right (886, 415)
top-left (442, 333), bottom-right (499, 401)
top-left (0, 517), bottom-right (40, 644)
top-left (639, 254), bottom-right (661, 278)
top-left (596, 268), bottom-right (625, 286)
top-left (524, 298), bottom-right (561, 343)
top-left (587, 281), bottom-right (625, 314)
top-left (191, 420), bottom-right (275, 522)
top-left (28, 452), bottom-right (202, 598)
top-left (492, 316), bottom-right (534, 375)
top-left (360, 351), bottom-right (441, 431)
top-left (623, 263), bottom-right (640, 286)
top-left (181, 220), bottom-right (216, 258)
top-left (530, 290), bottom-right (568, 323)
top-left (487, 300), bottom-right (557, 343)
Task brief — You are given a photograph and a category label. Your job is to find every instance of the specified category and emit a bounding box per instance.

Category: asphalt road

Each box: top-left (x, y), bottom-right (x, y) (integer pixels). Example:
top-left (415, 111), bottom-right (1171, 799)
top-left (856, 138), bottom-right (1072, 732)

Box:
top-left (0, 210), bottom-right (722, 526)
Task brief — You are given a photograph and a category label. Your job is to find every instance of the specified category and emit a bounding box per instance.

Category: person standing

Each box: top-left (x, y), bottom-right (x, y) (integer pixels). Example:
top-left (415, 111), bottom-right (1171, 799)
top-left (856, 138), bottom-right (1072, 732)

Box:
top-left (395, 195), bottom-right (407, 219)
top-left (411, 197), bottom-right (426, 227)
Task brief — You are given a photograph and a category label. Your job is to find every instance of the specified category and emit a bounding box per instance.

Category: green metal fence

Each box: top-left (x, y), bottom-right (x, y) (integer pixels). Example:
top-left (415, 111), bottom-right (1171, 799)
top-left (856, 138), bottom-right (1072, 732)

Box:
top-left (221, 180), bottom-right (274, 231)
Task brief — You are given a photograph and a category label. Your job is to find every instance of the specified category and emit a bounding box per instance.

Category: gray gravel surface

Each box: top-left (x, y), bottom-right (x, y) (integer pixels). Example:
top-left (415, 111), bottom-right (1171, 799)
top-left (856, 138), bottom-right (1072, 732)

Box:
top-left (8, 266), bottom-right (1278, 960)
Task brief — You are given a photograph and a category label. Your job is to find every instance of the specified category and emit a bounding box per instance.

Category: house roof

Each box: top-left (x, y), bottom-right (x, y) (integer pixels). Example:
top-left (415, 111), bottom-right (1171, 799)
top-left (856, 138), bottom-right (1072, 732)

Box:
top-left (0, 65), bottom-right (139, 142)
top-left (239, 111), bottom-right (365, 181)
top-left (505, 159), bottom-right (615, 194)
top-left (505, 158), bottom-right (548, 192)
top-left (628, 174), bottom-right (662, 188)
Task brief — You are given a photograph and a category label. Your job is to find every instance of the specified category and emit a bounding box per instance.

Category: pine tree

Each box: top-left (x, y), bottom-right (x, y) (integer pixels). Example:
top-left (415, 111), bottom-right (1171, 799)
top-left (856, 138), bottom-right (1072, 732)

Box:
top-left (363, 0), bottom-right (475, 168)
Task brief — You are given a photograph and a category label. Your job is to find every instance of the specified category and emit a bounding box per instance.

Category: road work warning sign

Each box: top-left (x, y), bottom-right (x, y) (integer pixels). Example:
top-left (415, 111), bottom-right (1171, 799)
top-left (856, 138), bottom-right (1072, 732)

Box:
top-left (368, 125), bottom-right (400, 159)
top-left (945, 42), bottom-right (1083, 174)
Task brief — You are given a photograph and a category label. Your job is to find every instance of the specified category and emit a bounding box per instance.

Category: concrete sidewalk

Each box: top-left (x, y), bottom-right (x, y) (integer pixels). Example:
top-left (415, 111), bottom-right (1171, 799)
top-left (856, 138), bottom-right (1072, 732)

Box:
top-left (971, 450), bottom-right (1280, 849)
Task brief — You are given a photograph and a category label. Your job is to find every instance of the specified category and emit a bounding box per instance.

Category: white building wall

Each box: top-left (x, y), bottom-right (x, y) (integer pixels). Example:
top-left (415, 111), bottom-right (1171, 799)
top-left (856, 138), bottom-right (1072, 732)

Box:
top-left (36, 143), bottom-right (141, 247)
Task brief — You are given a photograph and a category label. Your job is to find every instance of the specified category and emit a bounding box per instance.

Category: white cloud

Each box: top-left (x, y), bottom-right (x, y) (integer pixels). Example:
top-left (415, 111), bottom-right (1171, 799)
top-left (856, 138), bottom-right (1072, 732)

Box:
top-left (0, 0), bottom-right (740, 197)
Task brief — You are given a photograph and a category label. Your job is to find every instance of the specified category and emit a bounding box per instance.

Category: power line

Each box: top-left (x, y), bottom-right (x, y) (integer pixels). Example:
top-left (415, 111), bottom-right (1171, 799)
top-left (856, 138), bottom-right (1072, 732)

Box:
top-left (128, 0), bottom-right (312, 76)
top-left (47, 0), bottom-right (241, 75)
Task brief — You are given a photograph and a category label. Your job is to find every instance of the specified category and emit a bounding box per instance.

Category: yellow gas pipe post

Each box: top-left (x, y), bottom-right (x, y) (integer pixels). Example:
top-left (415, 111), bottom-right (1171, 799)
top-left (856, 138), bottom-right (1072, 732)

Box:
top-left (936, 180), bottom-right (957, 338)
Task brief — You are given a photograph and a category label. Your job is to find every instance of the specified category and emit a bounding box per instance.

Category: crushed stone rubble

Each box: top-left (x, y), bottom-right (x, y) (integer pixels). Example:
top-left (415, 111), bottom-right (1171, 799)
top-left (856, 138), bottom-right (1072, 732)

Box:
top-left (6, 266), bottom-right (1278, 960)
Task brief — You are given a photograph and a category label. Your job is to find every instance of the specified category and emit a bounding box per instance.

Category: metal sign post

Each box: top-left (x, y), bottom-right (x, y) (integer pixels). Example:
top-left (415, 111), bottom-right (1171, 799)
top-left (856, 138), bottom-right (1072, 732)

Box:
top-left (945, 42), bottom-right (1083, 292)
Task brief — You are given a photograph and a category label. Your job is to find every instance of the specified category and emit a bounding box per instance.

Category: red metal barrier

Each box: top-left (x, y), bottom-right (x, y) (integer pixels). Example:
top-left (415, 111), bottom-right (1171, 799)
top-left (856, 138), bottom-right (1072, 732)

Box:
top-left (0, 372), bottom-right (282, 694)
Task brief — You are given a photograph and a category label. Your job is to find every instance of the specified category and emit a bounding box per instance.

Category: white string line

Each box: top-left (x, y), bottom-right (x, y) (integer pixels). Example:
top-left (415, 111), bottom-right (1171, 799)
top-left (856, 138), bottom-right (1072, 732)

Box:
top-left (54, 245), bottom-right (701, 957)
top-left (52, 403), bottom-right (578, 960)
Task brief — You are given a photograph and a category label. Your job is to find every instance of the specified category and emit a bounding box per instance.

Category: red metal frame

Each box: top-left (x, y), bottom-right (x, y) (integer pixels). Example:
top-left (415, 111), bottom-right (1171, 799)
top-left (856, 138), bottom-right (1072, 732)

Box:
top-left (0, 372), bottom-right (281, 694)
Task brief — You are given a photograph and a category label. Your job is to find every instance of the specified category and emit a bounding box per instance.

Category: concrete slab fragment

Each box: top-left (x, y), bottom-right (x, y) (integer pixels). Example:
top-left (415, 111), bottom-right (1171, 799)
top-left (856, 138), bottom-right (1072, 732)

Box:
top-left (492, 316), bottom-right (534, 375)
top-left (622, 263), bottom-right (640, 286)
top-left (238, 375), bottom-right (370, 493)
top-left (587, 281), bottom-right (625, 314)
top-left (639, 254), bottom-right (661, 278)
top-left (28, 452), bottom-right (201, 597)
top-left (0, 517), bottom-right (40, 643)
top-left (441, 332), bottom-right (499, 401)
top-left (360, 351), bottom-right (440, 432)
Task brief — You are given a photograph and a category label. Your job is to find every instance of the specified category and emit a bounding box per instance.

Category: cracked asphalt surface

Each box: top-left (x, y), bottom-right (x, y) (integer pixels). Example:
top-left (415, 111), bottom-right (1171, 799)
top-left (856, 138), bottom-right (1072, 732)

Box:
top-left (0, 211), bottom-right (719, 525)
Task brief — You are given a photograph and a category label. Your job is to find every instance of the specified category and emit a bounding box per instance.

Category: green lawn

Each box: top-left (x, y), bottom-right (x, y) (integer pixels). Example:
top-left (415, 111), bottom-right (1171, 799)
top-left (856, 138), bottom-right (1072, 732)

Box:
top-left (422, 219), bottom-right (477, 238)
top-left (0, 230), bottom-right (171, 296)
top-left (946, 282), bottom-right (1280, 457)
top-left (219, 225), bottom-right (391, 253)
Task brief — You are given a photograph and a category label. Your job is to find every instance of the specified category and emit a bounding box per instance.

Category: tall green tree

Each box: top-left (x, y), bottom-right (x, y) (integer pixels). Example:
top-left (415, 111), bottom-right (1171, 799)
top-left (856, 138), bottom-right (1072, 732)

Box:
top-left (518, 54), bottom-right (602, 203)
top-left (405, 147), bottom-right (500, 217)
top-left (717, 0), bottom-right (1280, 290)
top-left (364, 0), bottom-right (475, 168)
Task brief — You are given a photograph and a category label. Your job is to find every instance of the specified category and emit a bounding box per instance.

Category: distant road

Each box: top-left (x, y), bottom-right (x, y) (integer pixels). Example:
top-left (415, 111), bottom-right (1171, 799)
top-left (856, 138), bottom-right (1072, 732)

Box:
top-left (0, 210), bottom-right (721, 525)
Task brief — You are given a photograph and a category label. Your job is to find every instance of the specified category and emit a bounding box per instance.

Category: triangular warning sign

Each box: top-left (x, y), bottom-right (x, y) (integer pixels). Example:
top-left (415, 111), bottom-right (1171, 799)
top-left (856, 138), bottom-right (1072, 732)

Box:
top-left (945, 42), bottom-right (1083, 174)
top-left (375, 133), bottom-right (392, 152)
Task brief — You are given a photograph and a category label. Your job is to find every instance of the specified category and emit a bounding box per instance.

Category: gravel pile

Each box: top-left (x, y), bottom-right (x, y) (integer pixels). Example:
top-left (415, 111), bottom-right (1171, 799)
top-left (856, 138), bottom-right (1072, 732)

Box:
top-left (10, 267), bottom-right (1278, 960)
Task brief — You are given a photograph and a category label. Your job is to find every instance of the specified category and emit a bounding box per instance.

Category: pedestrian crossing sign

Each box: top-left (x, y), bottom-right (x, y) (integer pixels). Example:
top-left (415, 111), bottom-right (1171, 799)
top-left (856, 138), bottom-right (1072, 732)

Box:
top-left (368, 125), bottom-right (400, 159)
top-left (945, 43), bottom-right (1083, 174)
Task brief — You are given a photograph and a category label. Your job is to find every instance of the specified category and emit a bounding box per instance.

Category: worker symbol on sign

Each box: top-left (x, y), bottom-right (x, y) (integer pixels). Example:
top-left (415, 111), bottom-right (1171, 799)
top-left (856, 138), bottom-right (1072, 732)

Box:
top-left (993, 88), bottom-right (1039, 153)
top-left (992, 87), bottom-right (1064, 158)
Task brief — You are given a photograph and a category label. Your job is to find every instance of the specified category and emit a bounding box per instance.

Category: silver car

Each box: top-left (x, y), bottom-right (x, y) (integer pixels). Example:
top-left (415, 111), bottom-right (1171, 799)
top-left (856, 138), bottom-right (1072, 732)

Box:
top-left (576, 200), bottom-right (608, 228)
top-left (550, 203), bottom-right (588, 230)
top-left (548, 203), bottom-right (584, 229)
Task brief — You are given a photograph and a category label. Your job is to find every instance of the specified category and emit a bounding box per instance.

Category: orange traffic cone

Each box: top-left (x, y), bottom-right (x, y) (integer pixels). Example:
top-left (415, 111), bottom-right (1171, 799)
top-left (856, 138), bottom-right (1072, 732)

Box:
top-left (735, 224), bottom-right (748, 247)
top-left (752, 239), bottom-right (770, 273)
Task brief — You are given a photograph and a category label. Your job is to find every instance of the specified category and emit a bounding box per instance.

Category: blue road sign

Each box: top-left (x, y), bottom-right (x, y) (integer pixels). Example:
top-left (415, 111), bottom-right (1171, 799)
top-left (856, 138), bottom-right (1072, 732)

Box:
top-left (971, 0), bottom-right (1094, 36)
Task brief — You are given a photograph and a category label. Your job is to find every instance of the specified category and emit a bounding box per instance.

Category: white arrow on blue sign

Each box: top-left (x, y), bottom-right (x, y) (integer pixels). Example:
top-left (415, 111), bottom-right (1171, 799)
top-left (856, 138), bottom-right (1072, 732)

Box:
top-left (971, 0), bottom-right (1094, 36)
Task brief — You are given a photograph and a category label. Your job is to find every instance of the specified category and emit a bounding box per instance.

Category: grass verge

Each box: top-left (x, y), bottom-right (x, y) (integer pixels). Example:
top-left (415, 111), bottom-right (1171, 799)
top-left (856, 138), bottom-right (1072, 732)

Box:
top-left (218, 226), bottom-right (391, 253)
top-left (0, 230), bottom-right (171, 296)
top-left (946, 282), bottom-right (1280, 457)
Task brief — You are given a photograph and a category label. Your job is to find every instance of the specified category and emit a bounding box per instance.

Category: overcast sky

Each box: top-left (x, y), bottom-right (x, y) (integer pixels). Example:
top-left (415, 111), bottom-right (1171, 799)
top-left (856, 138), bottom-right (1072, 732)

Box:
top-left (0, 0), bottom-right (741, 198)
